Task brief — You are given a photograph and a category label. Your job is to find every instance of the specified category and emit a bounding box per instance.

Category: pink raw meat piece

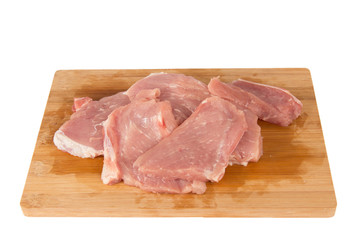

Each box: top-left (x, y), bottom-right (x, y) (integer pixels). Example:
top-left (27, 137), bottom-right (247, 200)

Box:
top-left (101, 89), bottom-right (205, 194)
top-left (134, 96), bottom-right (248, 183)
top-left (230, 108), bottom-right (263, 166)
top-left (208, 77), bottom-right (302, 126)
top-left (126, 73), bottom-right (211, 124)
top-left (54, 92), bottom-right (130, 158)
top-left (72, 97), bottom-right (92, 112)
top-left (232, 79), bottom-right (303, 126)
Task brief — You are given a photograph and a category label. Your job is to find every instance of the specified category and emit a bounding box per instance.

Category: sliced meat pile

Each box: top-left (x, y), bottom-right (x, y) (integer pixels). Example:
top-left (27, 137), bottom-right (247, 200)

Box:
top-left (102, 88), bottom-right (203, 194)
top-left (134, 96), bottom-right (247, 186)
top-left (54, 72), bottom-right (303, 194)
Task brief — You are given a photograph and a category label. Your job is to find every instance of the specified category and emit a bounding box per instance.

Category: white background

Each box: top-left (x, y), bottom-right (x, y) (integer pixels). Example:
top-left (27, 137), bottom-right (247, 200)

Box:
top-left (1, 0), bottom-right (359, 239)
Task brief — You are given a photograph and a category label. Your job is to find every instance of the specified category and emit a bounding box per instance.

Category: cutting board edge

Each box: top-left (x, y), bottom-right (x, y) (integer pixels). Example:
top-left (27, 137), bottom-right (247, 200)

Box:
top-left (20, 204), bottom-right (336, 218)
top-left (52, 68), bottom-right (312, 78)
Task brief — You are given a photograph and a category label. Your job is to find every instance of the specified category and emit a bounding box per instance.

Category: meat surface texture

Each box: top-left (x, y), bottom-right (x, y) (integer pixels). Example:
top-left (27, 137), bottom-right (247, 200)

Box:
top-left (54, 92), bottom-right (130, 158)
top-left (101, 89), bottom-right (205, 194)
top-left (208, 77), bottom-right (302, 126)
top-left (134, 96), bottom-right (248, 184)
top-left (126, 73), bottom-right (211, 124)
top-left (230, 109), bottom-right (263, 166)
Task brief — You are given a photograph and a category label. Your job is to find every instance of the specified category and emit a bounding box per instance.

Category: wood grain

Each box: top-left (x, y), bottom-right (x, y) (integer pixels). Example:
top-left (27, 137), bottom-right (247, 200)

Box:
top-left (20, 68), bottom-right (336, 217)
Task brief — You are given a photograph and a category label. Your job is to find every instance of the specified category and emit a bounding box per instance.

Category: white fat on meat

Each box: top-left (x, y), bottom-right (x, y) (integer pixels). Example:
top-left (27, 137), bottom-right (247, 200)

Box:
top-left (53, 92), bottom-right (130, 158)
top-left (53, 130), bottom-right (103, 158)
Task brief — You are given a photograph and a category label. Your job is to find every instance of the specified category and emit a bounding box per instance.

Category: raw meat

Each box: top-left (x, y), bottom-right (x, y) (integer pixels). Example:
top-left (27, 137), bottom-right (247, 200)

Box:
top-left (230, 109), bottom-right (263, 166)
top-left (72, 97), bottom-right (92, 112)
top-left (126, 73), bottom-right (211, 124)
top-left (53, 92), bottom-right (130, 158)
top-left (134, 96), bottom-right (248, 183)
top-left (101, 89), bottom-right (205, 194)
top-left (208, 77), bottom-right (302, 126)
top-left (232, 79), bottom-right (303, 126)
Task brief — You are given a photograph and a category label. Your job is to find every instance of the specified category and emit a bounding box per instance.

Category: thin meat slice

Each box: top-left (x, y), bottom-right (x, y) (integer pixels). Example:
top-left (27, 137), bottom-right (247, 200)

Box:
top-left (208, 77), bottom-right (302, 126)
top-left (126, 73), bottom-right (211, 124)
top-left (102, 89), bottom-right (205, 194)
top-left (230, 109), bottom-right (263, 166)
top-left (232, 79), bottom-right (303, 126)
top-left (54, 92), bottom-right (130, 158)
top-left (72, 97), bottom-right (92, 112)
top-left (134, 96), bottom-right (248, 184)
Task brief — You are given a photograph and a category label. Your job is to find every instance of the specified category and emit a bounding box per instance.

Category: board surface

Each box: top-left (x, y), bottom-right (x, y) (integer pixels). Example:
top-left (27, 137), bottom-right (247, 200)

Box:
top-left (20, 68), bottom-right (336, 217)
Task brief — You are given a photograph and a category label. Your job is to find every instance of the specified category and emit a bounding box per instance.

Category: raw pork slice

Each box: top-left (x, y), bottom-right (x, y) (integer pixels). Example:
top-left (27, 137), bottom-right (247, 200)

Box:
top-left (54, 92), bottom-right (130, 158)
top-left (232, 79), bottom-right (303, 125)
top-left (72, 97), bottom-right (92, 112)
top-left (134, 96), bottom-right (248, 183)
top-left (230, 109), bottom-right (263, 166)
top-left (126, 73), bottom-right (211, 124)
top-left (208, 77), bottom-right (302, 126)
top-left (101, 89), bottom-right (205, 194)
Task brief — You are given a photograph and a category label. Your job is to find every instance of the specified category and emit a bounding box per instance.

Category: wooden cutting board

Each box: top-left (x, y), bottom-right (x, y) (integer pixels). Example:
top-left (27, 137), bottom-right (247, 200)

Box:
top-left (20, 68), bottom-right (336, 217)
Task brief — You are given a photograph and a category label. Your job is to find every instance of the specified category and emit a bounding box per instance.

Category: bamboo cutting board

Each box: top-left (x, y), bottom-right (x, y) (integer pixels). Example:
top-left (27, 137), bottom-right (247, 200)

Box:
top-left (20, 68), bottom-right (336, 217)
